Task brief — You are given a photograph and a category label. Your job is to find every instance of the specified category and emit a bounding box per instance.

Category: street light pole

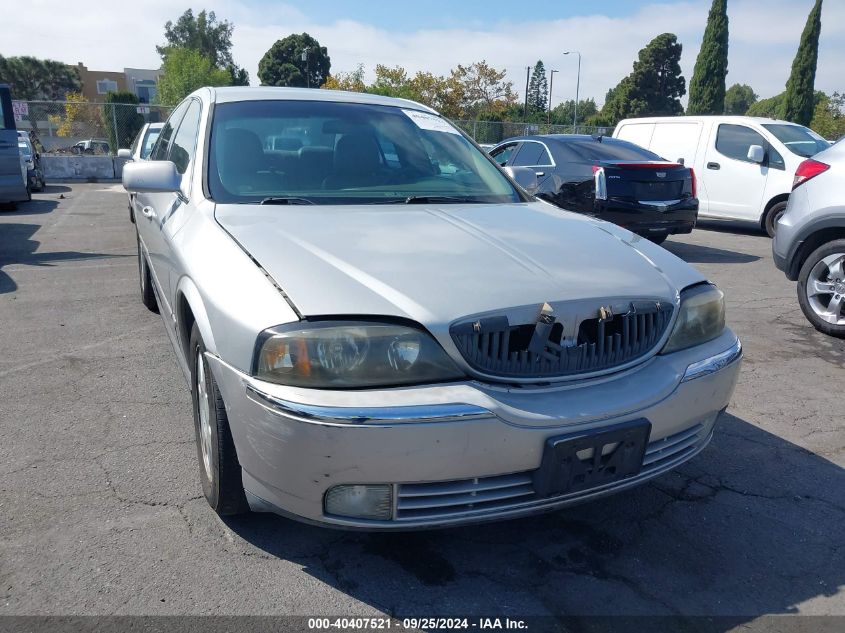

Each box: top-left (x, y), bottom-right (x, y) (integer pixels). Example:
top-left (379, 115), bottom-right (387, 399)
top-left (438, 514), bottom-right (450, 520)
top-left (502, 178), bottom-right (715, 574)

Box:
top-left (563, 51), bottom-right (581, 130)
top-left (524, 66), bottom-right (530, 120)
top-left (547, 69), bottom-right (559, 125)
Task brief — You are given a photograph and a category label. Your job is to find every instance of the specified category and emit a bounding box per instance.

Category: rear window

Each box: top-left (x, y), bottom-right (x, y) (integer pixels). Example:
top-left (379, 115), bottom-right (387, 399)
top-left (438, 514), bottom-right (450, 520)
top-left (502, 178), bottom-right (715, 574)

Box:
top-left (563, 138), bottom-right (661, 162)
top-left (762, 124), bottom-right (830, 157)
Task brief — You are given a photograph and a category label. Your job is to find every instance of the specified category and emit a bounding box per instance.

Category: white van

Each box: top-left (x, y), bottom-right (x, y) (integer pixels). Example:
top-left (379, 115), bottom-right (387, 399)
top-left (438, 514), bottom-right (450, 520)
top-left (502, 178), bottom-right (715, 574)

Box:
top-left (613, 116), bottom-right (829, 236)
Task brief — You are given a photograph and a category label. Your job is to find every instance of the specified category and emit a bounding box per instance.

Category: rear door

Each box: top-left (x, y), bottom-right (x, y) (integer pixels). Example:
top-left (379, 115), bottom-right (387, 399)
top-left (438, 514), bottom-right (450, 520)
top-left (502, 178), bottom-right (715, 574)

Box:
top-left (509, 140), bottom-right (555, 188)
top-left (702, 123), bottom-right (769, 221)
top-left (0, 85), bottom-right (26, 203)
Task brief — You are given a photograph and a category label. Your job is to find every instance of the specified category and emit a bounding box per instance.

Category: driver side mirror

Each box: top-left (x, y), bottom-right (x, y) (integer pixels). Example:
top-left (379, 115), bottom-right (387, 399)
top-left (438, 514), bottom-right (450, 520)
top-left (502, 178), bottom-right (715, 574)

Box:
top-left (747, 144), bottom-right (765, 164)
top-left (123, 160), bottom-right (181, 194)
top-left (504, 166), bottom-right (539, 195)
top-left (117, 148), bottom-right (132, 159)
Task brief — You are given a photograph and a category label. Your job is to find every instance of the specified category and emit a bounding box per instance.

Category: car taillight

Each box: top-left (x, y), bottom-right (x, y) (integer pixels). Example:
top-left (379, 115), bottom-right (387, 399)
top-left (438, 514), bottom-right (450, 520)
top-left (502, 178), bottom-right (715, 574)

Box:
top-left (690, 168), bottom-right (697, 199)
top-left (792, 158), bottom-right (829, 190)
top-left (592, 165), bottom-right (607, 200)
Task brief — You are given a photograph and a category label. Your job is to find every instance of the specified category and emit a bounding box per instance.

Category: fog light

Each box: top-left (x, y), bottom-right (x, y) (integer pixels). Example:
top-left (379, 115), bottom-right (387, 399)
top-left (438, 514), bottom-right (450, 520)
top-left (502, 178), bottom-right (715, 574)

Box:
top-left (324, 484), bottom-right (392, 520)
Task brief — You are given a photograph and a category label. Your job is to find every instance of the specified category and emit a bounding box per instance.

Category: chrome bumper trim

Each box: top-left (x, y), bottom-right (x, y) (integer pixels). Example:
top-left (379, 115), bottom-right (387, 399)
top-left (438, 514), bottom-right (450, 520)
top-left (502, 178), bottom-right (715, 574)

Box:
top-left (244, 384), bottom-right (493, 425)
top-left (681, 338), bottom-right (742, 383)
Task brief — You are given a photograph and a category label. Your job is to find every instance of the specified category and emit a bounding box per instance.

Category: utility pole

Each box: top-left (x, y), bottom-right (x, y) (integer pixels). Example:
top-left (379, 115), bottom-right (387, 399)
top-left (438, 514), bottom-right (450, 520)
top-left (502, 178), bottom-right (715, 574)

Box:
top-left (302, 47), bottom-right (310, 88)
top-left (524, 66), bottom-right (530, 120)
top-left (547, 69), bottom-right (559, 125)
top-left (564, 51), bottom-right (581, 130)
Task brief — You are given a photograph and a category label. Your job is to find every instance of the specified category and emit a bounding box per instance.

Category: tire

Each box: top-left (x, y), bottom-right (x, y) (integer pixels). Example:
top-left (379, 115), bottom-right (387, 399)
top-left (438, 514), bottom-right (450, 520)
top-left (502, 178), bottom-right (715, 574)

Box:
top-left (189, 323), bottom-right (250, 516)
top-left (796, 239), bottom-right (845, 339)
top-left (25, 184), bottom-right (31, 202)
top-left (136, 232), bottom-right (158, 312)
top-left (646, 232), bottom-right (668, 245)
top-left (764, 201), bottom-right (788, 238)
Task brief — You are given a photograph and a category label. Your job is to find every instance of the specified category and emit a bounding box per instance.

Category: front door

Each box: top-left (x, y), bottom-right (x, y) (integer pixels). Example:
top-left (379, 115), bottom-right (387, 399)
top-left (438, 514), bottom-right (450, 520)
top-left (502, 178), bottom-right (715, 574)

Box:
top-left (701, 123), bottom-right (769, 221)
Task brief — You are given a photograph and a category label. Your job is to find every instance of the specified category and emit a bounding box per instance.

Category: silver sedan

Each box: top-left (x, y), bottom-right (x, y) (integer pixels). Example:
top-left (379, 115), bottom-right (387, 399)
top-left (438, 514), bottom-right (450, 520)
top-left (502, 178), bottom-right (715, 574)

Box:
top-left (122, 87), bottom-right (741, 529)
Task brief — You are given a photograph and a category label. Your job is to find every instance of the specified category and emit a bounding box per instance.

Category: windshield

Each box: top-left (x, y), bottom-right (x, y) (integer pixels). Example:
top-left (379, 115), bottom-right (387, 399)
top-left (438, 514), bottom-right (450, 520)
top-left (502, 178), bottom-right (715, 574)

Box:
top-left (208, 100), bottom-right (521, 204)
top-left (762, 124), bottom-right (830, 158)
top-left (141, 127), bottom-right (161, 159)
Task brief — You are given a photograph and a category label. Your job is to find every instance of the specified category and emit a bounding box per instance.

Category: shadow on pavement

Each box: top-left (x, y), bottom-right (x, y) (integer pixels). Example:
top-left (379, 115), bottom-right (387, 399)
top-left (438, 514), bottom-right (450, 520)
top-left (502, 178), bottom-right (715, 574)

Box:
top-left (223, 412), bottom-right (845, 624)
top-left (664, 240), bottom-right (760, 264)
top-left (696, 220), bottom-right (767, 237)
top-left (0, 223), bottom-right (130, 294)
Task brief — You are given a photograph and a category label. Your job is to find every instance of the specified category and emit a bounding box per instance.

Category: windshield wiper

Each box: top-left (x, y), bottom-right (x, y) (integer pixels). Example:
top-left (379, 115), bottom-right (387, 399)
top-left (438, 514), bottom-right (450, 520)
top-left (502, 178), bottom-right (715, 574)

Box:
top-left (372, 195), bottom-right (482, 205)
top-left (259, 196), bottom-right (315, 205)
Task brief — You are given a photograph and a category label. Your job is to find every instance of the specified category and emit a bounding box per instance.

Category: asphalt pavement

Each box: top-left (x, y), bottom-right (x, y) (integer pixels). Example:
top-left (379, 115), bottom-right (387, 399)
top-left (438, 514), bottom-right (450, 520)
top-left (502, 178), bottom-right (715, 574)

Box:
top-left (1, 184), bottom-right (843, 627)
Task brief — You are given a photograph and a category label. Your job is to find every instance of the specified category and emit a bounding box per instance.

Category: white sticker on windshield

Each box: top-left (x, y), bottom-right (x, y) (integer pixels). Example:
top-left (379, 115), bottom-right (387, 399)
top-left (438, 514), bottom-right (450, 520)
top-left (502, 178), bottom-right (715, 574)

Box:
top-left (402, 109), bottom-right (461, 135)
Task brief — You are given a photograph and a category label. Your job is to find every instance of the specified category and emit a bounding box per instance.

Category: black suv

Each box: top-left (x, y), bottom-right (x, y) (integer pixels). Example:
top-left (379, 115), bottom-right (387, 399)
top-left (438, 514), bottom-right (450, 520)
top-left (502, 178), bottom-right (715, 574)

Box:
top-left (490, 135), bottom-right (698, 244)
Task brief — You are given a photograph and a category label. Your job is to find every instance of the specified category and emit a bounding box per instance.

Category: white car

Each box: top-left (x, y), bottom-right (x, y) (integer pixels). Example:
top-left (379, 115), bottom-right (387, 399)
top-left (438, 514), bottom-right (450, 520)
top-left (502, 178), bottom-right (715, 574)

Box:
top-left (613, 116), bottom-right (830, 236)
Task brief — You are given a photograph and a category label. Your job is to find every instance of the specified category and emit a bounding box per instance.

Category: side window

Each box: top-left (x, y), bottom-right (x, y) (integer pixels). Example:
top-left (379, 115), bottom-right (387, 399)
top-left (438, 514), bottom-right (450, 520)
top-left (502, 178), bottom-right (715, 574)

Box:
top-left (512, 142), bottom-right (550, 167)
top-left (490, 143), bottom-right (517, 166)
top-left (768, 146), bottom-right (785, 171)
top-left (151, 101), bottom-right (189, 161)
top-left (715, 124), bottom-right (768, 164)
top-left (168, 100), bottom-right (202, 189)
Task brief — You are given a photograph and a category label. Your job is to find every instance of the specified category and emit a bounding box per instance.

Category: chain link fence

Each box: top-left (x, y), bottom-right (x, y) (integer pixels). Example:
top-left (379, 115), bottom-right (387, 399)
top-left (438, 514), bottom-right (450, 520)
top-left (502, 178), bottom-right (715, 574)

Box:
top-left (452, 120), bottom-right (613, 145)
top-left (12, 100), bottom-right (172, 156)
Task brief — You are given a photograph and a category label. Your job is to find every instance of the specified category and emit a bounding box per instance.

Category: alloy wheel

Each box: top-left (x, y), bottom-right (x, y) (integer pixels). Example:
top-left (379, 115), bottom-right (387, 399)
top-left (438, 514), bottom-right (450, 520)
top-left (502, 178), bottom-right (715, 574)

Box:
top-left (196, 349), bottom-right (214, 484)
top-left (806, 252), bottom-right (845, 325)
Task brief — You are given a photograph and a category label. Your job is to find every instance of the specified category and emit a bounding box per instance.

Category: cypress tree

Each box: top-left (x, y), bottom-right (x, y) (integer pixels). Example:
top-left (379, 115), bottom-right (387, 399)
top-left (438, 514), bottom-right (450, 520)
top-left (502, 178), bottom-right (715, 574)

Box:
top-left (527, 61), bottom-right (548, 114)
top-left (687, 0), bottom-right (729, 115)
top-left (782, 0), bottom-right (823, 126)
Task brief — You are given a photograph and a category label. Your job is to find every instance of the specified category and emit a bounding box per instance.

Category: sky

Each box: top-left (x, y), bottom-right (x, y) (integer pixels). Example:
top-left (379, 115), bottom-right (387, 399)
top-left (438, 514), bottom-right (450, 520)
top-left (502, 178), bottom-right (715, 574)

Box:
top-left (3, 0), bottom-right (843, 108)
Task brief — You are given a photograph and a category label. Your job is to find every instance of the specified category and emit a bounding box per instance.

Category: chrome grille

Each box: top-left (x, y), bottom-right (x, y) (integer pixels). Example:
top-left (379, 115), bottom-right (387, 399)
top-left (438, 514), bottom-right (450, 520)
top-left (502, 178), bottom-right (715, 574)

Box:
top-left (394, 423), bottom-right (706, 521)
top-left (450, 301), bottom-right (673, 379)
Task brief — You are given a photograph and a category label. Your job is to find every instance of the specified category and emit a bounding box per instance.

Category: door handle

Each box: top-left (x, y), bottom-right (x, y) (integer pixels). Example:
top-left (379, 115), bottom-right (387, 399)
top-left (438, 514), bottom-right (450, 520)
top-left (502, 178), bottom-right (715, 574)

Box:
top-left (141, 206), bottom-right (156, 219)
top-left (535, 171), bottom-right (545, 177)
top-left (707, 162), bottom-right (720, 170)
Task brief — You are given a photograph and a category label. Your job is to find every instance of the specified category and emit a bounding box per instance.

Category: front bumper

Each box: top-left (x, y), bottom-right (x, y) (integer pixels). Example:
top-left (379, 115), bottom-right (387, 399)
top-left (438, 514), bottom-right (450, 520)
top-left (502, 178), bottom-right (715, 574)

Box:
top-left (208, 330), bottom-right (742, 529)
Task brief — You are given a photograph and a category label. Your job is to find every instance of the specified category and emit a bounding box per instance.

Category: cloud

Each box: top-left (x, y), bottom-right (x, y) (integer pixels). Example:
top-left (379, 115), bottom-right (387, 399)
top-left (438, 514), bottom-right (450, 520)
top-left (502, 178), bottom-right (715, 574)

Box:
top-left (5, 0), bottom-right (842, 108)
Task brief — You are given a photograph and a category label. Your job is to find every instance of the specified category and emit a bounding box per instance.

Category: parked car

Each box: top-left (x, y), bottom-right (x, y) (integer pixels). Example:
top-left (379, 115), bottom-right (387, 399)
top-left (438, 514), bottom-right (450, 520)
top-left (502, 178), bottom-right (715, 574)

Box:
top-left (489, 135), bottom-right (698, 244)
top-left (122, 87), bottom-right (741, 529)
top-left (773, 139), bottom-right (845, 338)
top-left (613, 116), bottom-right (830, 237)
top-left (119, 123), bottom-right (163, 222)
top-left (17, 133), bottom-right (45, 192)
top-left (59, 138), bottom-right (111, 155)
top-left (118, 122), bottom-right (163, 162)
top-left (0, 84), bottom-right (30, 208)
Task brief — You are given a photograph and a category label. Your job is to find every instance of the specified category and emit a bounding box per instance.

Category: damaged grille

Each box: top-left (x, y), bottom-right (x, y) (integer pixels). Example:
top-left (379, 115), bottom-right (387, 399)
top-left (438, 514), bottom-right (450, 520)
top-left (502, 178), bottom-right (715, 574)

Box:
top-left (450, 300), bottom-right (673, 379)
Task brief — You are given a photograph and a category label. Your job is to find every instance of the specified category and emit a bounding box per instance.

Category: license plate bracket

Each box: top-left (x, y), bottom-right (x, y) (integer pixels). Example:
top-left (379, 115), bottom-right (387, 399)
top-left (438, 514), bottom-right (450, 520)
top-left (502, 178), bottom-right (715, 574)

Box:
top-left (533, 419), bottom-right (652, 498)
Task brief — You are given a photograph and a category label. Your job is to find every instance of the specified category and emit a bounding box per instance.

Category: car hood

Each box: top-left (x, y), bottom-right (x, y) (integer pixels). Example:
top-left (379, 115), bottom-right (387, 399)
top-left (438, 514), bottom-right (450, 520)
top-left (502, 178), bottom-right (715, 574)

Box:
top-left (214, 201), bottom-right (705, 326)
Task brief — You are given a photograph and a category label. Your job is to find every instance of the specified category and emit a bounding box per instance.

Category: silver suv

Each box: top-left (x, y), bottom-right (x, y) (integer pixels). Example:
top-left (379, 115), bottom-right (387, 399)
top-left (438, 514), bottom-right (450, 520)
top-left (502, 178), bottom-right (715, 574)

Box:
top-left (773, 140), bottom-right (845, 338)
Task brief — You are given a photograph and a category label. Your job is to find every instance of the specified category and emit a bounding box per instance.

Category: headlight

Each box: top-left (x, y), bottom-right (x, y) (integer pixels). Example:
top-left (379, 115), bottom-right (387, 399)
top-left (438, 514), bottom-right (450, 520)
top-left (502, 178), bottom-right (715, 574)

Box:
top-left (255, 321), bottom-right (465, 388)
top-left (662, 284), bottom-right (725, 354)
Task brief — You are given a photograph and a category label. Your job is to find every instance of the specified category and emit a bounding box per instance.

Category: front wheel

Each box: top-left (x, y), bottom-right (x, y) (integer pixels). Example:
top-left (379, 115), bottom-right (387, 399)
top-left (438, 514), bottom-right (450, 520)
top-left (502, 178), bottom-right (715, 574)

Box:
top-left (136, 232), bottom-right (158, 312)
top-left (796, 239), bottom-right (845, 338)
top-left (189, 323), bottom-right (250, 516)
top-left (764, 201), bottom-right (788, 238)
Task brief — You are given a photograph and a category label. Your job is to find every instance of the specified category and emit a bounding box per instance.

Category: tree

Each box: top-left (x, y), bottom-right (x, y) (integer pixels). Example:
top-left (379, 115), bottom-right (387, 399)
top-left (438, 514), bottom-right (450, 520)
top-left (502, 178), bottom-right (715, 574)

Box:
top-left (158, 9), bottom-right (248, 87)
top-left (102, 91), bottom-right (144, 151)
top-left (745, 93), bottom-right (784, 118)
top-left (526, 61), bottom-right (548, 114)
top-left (810, 91), bottom-right (845, 139)
top-left (600, 33), bottom-right (686, 125)
top-left (0, 55), bottom-right (80, 100)
top-left (782, 0), bottom-right (823, 126)
top-left (551, 99), bottom-right (598, 126)
top-left (258, 33), bottom-right (330, 88)
top-left (687, 0), bottom-right (729, 114)
top-left (158, 48), bottom-right (231, 105)
top-left (48, 92), bottom-right (103, 138)
top-left (453, 61), bottom-right (517, 119)
top-left (724, 83), bottom-right (757, 115)
top-left (322, 64), bottom-right (367, 93)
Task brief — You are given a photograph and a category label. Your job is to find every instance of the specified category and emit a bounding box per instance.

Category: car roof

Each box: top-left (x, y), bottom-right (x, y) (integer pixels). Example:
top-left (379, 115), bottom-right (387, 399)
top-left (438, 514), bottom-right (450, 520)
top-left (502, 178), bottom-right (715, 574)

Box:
top-left (206, 86), bottom-right (437, 114)
top-left (496, 134), bottom-right (619, 145)
top-left (616, 115), bottom-right (802, 126)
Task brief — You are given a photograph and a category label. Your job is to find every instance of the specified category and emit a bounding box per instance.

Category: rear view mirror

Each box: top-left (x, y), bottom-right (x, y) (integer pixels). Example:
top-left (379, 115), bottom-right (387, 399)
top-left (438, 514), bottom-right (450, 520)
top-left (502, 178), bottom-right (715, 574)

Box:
top-left (504, 166), bottom-right (539, 195)
top-left (123, 161), bottom-right (181, 194)
top-left (676, 157), bottom-right (685, 166)
top-left (117, 148), bottom-right (132, 159)
top-left (747, 145), bottom-right (765, 163)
